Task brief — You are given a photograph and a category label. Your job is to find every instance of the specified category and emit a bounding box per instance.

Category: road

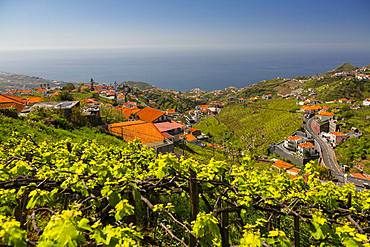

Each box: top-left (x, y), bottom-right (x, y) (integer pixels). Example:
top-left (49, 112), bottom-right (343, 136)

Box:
top-left (305, 118), bottom-right (367, 188)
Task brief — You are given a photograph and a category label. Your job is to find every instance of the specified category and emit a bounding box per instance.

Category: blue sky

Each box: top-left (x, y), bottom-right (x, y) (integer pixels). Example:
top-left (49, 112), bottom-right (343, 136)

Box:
top-left (0, 0), bottom-right (369, 51)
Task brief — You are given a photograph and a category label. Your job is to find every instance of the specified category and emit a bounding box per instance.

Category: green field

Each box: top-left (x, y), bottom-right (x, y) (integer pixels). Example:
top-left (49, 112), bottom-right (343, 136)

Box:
top-left (195, 98), bottom-right (302, 156)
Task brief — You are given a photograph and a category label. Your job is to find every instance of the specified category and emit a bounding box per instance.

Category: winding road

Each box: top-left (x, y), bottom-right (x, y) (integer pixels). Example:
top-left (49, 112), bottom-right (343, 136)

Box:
top-left (305, 118), bottom-right (367, 188)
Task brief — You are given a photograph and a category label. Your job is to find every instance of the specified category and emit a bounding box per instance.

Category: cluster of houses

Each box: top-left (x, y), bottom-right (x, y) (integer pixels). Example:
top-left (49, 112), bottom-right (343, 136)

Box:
top-left (283, 134), bottom-right (318, 158)
top-left (108, 106), bottom-right (210, 154)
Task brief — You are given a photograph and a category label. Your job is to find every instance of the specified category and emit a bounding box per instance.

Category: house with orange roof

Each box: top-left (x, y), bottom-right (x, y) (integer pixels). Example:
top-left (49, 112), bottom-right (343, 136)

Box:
top-left (297, 142), bottom-right (316, 156)
top-left (116, 107), bottom-right (140, 119)
top-left (350, 173), bottom-right (370, 181)
top-left (286, 167), bottom-right (301, 177)
top-left (25, 96), bottom-right (43, 105)
top-left (272, 160), bottom-right (295, 171)
top-left (363, 98), bottom-right (370, 106)
top-left (154, 121), bottom-right (184, 142)
top-left (137, 107), bottom-right (169, 123)
top-left (0, 94), bottom-right (25, 112)
top-left (318, 111), bottom-right (334, 121)
top-left (185, 133), bottom-right (197, 143)
top-left (323, 132), bottom-right (348, 147)
top-left (284, 135), bottom-right (305, 151)
top-left (301, 105), bottom-right (322, 114)
top-left (108, 120), bottom-right (174, 153)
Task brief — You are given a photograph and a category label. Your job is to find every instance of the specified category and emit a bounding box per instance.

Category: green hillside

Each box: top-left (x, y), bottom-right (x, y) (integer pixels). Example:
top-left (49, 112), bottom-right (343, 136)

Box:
top-left (195, 98), bottom-right (302, 156)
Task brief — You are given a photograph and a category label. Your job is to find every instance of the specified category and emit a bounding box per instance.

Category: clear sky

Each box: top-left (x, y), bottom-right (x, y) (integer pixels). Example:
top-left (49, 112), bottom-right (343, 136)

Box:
top-left (0, 0), bottom-right (369, 51)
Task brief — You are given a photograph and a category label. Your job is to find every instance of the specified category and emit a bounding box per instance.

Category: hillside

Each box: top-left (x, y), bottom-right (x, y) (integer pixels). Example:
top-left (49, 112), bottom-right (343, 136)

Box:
top-left (0, 71), bottom-right (63, 90)
top-left (125, 80), bottom-right (153, 90)
top-left (331, 63), bottom-right (358, 73)
top-left (195, 98), bottom-right (302, 156)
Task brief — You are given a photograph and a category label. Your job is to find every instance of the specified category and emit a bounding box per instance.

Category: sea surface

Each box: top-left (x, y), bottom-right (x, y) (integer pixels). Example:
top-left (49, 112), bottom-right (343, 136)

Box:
top-left (0, 48), bottom-right (369, 91)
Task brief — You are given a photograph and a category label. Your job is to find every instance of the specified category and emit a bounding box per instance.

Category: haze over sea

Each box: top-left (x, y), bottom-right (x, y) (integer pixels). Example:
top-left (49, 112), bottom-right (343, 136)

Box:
top-left (0, 48), bottom-right (369, 91)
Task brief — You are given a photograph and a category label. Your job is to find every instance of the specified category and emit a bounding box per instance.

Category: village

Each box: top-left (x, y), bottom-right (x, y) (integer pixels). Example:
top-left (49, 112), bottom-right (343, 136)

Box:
top-left (1, 64), bottom-right (370, 188)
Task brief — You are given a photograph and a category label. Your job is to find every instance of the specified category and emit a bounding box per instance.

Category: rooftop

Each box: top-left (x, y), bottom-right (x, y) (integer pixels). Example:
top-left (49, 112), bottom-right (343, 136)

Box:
top-left (108, 120), bottom-right (165, 144)
top-left (273, 160), bottom-right (295, 170)
top-left (137, 107), bottom-right (165, 122)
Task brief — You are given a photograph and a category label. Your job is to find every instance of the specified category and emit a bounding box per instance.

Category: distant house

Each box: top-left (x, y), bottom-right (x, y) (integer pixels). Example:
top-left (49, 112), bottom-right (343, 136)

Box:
top-left (108, 120), bottom-right (174, 154)
top-left (312, 119), bottom-right (330, 135)
top-left (154, 121), bottom-right (184, 142)
top-left (318, 111), bottom-right (334, 122)
top-left (297, 142), bottom-right (316, 157)
top-left (137, 107), bottom-right (169, 123)
top-left (301, 105), bottom-right (322, 115)
top-left (350, 173), bottom-right (370, 181)
top-left (272, 160), bottom-right (295, 171)
top-left (286, 167), bottom-right (301, 177)
top-left (363, 98), bottom-right (370, 106)
top-left (0, 94), bottom-right (25, 112)
top-left (272, 160), bottom-right (301, 177)
top-left (284, 136), bottom-right (304, 151)
top-left (185, 133), bottom-right (198, 143)
top-left (323, 132), bottom-right (348, 147)
top-left (189, 127), bottom-right (202, 137)
top-left (262, 93), bottom-right (272, 100)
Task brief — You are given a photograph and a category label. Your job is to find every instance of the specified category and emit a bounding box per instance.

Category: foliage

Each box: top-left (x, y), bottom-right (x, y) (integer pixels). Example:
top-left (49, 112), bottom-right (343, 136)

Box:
top-left (1, 133), bottom-right (370, 246)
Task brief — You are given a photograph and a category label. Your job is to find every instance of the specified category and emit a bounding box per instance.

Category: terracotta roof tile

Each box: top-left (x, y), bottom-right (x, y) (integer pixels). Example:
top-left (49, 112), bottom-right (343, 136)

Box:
top-left (108, 120), bottom-right (165, 144)
top-left (288, 136), bottom-right (302, 141)
top-left (137, 107), bottom-right (165, 122)
top-left (273, 160), bottom-right (295, 170)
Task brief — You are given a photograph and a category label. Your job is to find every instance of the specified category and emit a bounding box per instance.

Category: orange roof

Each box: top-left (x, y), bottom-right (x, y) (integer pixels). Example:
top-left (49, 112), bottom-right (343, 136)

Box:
top-left (166, 108), bottom-right (176, 114)
top-left (26, 96), bottom-right (43, 104)
top-left (350, 173), bottom-right (370, 181)
top-left (330, 132), bottom-right (346, 137)
top-left (301, 105), bottom-right (322, 111)
top-left (0, 94), bottom-right (25, 104)
top-left (185, 134), bottom-right (197, 142)
top-left (298, 142), bottom-right (315, 148)
top-left (273, 160), bottom-right (295, 170)
top-left (190, 127), bottom-right (199, 132)
top-left (137, 107), bottom-right (165, 122)
top-left (318, 111), bottom-right (334, 117)
top-left (287, 167), bottom-right (301, 176)
top-left (108, 120), bottom-right (165, 144)
top-left (0, 94), bottom-right (25, 111)
top-left (288, 136), bottom-right (302, 141)
top-left (119, 107), bottom-right (140, 119)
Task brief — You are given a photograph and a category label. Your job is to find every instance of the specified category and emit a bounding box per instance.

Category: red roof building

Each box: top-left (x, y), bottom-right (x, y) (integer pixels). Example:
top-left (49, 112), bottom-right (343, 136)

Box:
top-left (137, 107), bottom-right (168, 123)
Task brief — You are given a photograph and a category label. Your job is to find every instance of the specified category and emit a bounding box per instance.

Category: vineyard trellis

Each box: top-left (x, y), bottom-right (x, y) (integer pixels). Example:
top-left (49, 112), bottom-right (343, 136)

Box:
top-left (1, 134), bottom-right (370, 246)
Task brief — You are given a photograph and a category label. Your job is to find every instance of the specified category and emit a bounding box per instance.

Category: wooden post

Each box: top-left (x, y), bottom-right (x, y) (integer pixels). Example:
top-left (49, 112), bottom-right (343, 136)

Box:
top-left (189, 169), bottom-right (199, 247)
top-left (220, 209), bottom-right (230, 247)
top-left (294, 215), bottom-right (300, 247)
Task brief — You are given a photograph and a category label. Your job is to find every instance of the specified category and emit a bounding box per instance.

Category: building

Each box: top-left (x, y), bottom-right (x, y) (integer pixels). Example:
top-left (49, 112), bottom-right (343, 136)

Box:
top-left (137, 107), bottom-right (169, 123)
top-left (272, 160), bottom-right (295, 171)
top-left (284, 136), bottom-right (304, 151)
top-left (323, 132), bottom-right (348, 147)
top-left (154, 121), bottom-right (184, 142)
top-left (297, 142), bottom-right (316, 157)
top-left (108, 120), bottom-right (174, 153)
top-left (311, 119), bottom-right (330, 135)
top-left (363, 98), bottom-right (370, 106)
top-left (318, 111), bottom-right (334, 122)
top-left (0, 94), bottom-right (25, 112)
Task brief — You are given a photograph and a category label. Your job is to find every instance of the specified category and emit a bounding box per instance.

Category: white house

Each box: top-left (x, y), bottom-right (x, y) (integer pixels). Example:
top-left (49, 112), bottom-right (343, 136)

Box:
top-left (363, 98), bottom-right (370, 106)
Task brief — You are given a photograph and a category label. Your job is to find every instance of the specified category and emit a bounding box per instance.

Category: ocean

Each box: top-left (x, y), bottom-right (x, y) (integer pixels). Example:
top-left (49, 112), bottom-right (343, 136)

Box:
top-left (0, 48), bottom-right (369, 91)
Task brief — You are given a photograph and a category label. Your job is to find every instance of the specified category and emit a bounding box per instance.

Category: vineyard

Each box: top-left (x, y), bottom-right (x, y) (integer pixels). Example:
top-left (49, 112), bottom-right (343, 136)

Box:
top-left (195, 99), bottom-right (302, 156)
top-left (1, 133), bottom-right (370, 246)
